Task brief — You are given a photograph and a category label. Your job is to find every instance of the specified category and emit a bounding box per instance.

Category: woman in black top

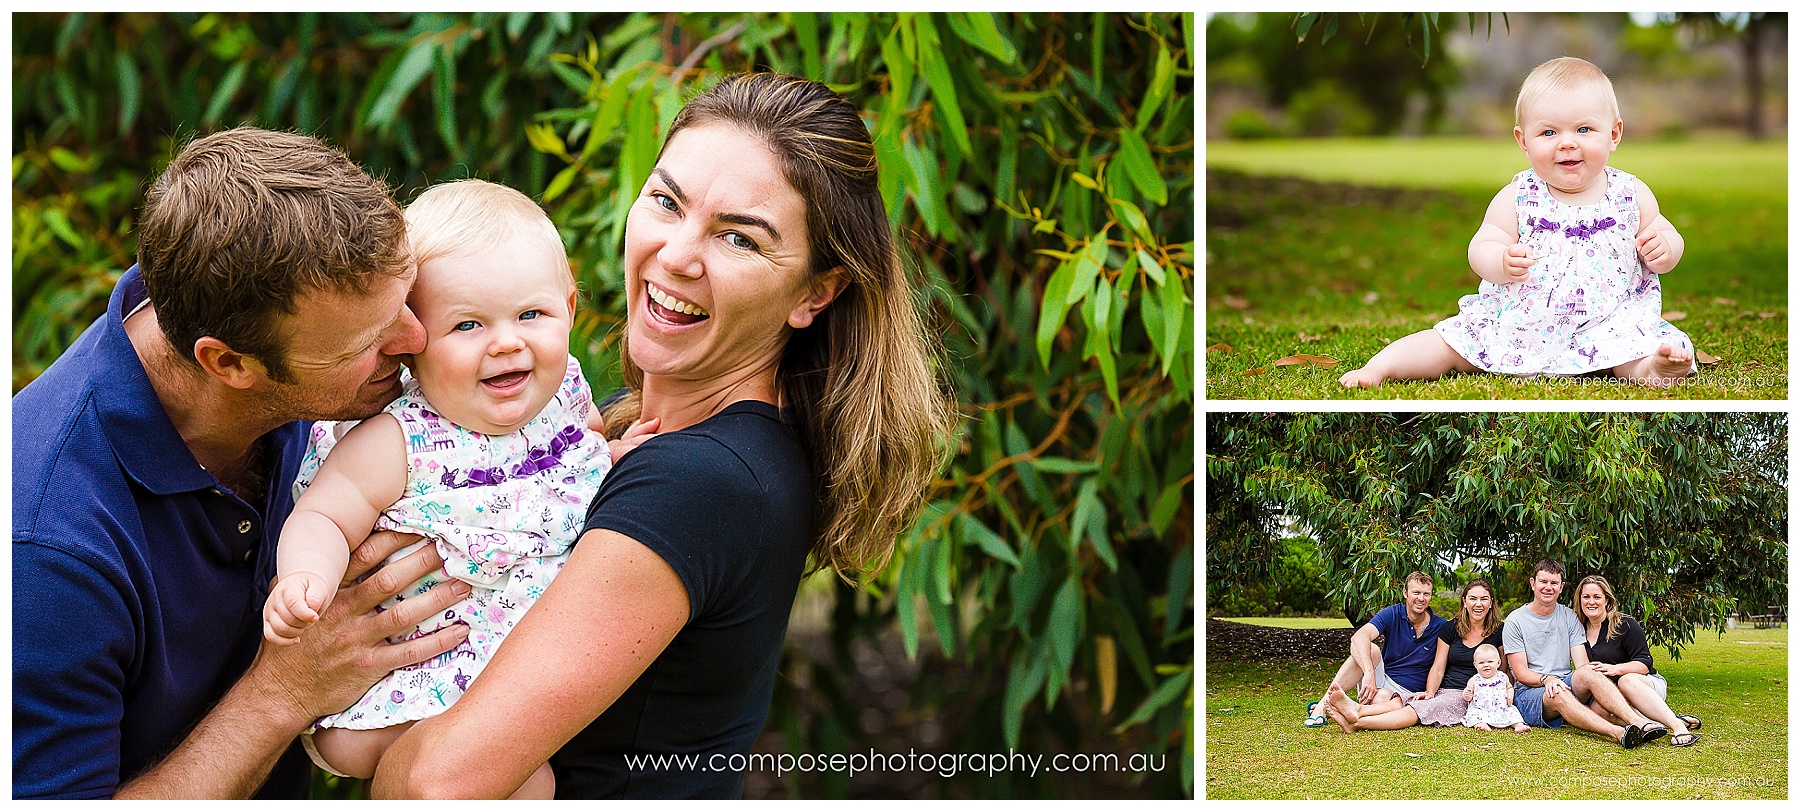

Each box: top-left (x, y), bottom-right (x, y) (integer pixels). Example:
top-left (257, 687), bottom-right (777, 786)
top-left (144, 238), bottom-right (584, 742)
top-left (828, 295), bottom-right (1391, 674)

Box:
top-left (372, 74), bottom-right (957, 796)
top-left (1324, 579), bottom-right (1506, 732)
top-left (1575, 575), bottom-right (1700, 746)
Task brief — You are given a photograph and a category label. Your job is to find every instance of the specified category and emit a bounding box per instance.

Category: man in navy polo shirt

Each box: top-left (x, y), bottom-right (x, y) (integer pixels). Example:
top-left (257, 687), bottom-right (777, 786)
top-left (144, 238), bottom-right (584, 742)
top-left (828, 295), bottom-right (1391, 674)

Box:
top-left (1304, 571), bottom-right (1446, 728)
top-left (13, 128), bottom-right (474, 798)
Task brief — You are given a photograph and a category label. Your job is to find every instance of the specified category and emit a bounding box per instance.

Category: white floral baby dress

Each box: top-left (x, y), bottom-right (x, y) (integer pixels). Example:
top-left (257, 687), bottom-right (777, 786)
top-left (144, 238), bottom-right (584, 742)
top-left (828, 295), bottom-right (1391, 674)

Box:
top-left (1460, 674), bottom-right (1526, 729)
top-left (1436, 167), bottom-right (1694, 375)
top-left (294, 355), bottom-right (610, 732)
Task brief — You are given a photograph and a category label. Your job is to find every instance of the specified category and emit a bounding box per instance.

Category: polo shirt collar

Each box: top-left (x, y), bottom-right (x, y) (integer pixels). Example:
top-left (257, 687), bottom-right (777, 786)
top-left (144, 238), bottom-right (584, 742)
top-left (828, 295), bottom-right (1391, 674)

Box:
top-left (95, 266), bottom-right (221, 496)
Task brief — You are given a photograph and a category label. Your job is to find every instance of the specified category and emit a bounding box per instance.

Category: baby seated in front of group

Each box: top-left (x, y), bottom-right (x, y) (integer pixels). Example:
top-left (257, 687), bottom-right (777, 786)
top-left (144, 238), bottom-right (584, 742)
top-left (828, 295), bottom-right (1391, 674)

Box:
top-left (1339, 56), bottom-right (1696, 390)
top-left (262, 179), bottom-right (648, 798)
top-left (1459, 644), bottom-right (1530, 733)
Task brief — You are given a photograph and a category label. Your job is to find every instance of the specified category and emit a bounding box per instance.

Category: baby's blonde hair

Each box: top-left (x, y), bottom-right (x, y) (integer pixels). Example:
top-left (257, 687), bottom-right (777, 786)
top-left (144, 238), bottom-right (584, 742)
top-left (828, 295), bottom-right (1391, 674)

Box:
top-left (405, 179), bottom-right (571, 289)
top-left (1473, 643), bottom-right (1501, 661)
top-left (1514, 56), bottom-right (1621, 128)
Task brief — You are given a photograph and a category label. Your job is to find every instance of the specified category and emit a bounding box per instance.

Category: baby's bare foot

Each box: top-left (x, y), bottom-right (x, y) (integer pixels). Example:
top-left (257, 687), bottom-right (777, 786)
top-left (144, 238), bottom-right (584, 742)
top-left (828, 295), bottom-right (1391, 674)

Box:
top-left (1513, 723), bottom-right (1532, 733)
top-left (1338, 366), bottom-right (1385, 388)
top-left (1646, 344), bottom-right (1694, 387)
top-left (1475, 722), bottom-right (1492, 732)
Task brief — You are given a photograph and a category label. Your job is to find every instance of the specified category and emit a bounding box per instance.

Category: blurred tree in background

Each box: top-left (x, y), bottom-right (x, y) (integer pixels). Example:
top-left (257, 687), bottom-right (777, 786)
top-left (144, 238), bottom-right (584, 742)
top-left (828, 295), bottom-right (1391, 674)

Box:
top-left (1206, 413), bottom-right (1786, 649)
top-left (1206, 11), bottom-right (1787, 140)
top-left (12, 12), bottom-right (1194, 798)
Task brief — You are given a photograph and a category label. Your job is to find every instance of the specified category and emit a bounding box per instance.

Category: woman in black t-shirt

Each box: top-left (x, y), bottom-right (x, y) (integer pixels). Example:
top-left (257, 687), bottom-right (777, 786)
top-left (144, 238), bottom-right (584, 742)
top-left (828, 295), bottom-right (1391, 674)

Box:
top-left (1575, 575), bottom-right (1701, 747)
top-left (372, 74), bottom-right (957, 797)
top-left (1324, 579), bottom-right (1506, 732)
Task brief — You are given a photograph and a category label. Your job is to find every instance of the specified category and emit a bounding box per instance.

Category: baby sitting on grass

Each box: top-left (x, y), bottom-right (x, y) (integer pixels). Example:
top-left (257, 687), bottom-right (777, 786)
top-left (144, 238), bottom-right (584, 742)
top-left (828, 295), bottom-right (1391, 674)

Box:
top-left (1339, 56), bottom-right (1695, 390)
top-left (1460, 644), bottom-right (1530, 733)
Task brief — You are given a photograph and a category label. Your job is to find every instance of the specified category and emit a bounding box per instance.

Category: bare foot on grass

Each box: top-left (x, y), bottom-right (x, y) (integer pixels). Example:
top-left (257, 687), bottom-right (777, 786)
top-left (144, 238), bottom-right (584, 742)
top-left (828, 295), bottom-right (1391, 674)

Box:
top-left (1512, 723), bottom-right (1531, 733)
top-left (1337, 365), bottom-right (1385, 388)
top-left (1323, 700), bottom-right (1358, 734)
top-left (1646, 344), bottom-right (1695, 387)
top-left (1474, 722), bottom-right (1492, 732)
top-left (1325, 683), bottom-right (1362, 726)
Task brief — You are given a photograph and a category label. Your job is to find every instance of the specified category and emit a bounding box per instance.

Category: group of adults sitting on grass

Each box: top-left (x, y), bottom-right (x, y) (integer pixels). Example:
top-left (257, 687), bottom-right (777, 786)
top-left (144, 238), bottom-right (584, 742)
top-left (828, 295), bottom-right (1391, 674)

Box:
top-left (1306, 560), bottom-right (1701, 748)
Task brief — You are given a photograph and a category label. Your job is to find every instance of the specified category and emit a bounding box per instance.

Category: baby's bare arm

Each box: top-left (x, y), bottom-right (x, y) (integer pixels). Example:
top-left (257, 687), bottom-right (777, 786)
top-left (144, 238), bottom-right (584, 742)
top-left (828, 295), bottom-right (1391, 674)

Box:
top-left (1469, 186), bottom-right (1533, 285)
top-left (273, 417), bottom-right (408, 615)
top-left (1634, 180), bottom-right (1685, 274)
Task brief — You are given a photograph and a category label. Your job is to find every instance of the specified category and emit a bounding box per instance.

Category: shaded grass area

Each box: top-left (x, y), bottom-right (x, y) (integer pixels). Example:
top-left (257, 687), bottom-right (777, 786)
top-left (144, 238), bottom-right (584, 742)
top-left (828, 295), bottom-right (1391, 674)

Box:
top-left (1204, 137), bottom-right (1787, 400)
top-left (1204, 622), bottom-right (1787, 799)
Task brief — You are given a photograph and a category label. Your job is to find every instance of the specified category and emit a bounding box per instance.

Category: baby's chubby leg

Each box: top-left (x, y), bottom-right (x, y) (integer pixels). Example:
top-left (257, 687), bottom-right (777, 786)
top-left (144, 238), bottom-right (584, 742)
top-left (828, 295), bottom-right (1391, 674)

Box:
top-left (1339, 328), bottom-right (1478, 387)
top-left (312, 722), bottom-right (415, 779)
top-left (1609, 344), bottom-right (1694, 389)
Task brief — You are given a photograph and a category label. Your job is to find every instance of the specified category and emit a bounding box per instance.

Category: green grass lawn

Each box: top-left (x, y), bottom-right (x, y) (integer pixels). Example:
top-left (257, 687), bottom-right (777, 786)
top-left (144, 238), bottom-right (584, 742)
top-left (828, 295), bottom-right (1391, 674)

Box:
top-left (1204, 137), bottom-right (1787, 399)
top-left (1204, 622), bottom-right (1787, 799)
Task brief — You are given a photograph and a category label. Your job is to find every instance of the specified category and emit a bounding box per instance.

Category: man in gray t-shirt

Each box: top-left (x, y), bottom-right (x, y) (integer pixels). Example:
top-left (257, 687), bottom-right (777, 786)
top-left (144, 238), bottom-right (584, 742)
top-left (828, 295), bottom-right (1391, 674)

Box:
top-left (1504, 560), bottom-right (1659, 748)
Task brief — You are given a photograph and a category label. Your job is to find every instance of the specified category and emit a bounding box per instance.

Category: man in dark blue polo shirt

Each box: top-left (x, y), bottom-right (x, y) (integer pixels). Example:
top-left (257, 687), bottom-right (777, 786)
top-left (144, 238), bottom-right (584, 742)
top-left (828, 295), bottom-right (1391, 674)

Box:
top-left (13, 128), bottom-right (473, 799)
top-left (1303, 571), bottom-right (1447, 728)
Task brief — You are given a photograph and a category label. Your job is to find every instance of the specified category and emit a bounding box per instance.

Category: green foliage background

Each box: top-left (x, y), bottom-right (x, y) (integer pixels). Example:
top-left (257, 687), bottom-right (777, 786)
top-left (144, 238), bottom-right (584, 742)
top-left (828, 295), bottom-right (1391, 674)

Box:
top-left (12, 12), bottom-right (1195, 798)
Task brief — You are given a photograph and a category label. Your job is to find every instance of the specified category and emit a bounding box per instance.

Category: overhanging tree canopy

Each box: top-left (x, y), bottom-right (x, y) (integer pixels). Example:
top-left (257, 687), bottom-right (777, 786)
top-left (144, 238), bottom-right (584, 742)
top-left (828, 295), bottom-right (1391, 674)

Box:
top-left (1207, 412), bottom-right (1786, 657)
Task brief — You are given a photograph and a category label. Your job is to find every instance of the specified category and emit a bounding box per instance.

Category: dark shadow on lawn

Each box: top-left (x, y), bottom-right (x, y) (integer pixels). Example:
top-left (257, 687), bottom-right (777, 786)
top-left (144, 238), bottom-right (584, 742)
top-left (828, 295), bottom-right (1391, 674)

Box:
top-left (1206, 619), bottom-right (1352, 663)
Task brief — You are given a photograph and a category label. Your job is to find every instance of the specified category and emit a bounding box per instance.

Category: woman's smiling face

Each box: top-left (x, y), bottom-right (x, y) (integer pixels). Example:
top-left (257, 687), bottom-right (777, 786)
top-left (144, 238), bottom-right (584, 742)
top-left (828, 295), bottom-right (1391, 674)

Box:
top-left (621, 123), bottom-right (837, 388)
top-left (1463, 585), bottom-right (1492, 619)
top-left (1579, 583), bottom-right (1609, 620)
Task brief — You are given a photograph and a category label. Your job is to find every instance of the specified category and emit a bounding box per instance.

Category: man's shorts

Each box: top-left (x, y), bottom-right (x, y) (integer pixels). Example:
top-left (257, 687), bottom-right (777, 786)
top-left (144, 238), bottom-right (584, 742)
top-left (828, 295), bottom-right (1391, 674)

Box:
top-left (1367, 654), bottom-right (1418, 699)
top-left (1512, 684), bottom-right (1569, 729)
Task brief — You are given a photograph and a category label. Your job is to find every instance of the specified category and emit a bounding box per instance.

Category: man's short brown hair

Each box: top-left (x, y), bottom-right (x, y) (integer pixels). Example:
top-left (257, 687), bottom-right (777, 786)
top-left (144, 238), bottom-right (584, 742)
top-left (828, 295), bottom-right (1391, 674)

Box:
top-left (137, 127), bottom-right (410, 382)
top-left (1404, 571), bottom-right (1434, 590)
top-left (1532, 559), bottom-right (1566, 580)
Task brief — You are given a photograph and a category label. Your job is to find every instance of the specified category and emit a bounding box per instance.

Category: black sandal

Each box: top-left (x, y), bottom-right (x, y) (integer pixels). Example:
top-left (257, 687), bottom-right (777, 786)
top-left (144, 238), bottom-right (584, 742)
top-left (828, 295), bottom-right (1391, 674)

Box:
top-left (1676, 713), bottom-right (1703, 731)
top-left (1619, 723), bottom-right (1645, 749)
top-left (1640, 723), bottom-right (1669, 743)
top-left (1670, 732), bottom-right (1701, 747)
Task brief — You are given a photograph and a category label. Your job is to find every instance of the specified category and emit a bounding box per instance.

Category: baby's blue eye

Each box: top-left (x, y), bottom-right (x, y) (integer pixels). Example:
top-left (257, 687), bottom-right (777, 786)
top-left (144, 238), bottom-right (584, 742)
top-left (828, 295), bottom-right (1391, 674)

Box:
top-left (1578, 126), bottom-right (1592, 133)
top-left (455, 320), bottom-right (479, 332)
top-left (1540, 129), bottom-right (1555, 137)
top-left (520, 310), bottom-right (541, 321)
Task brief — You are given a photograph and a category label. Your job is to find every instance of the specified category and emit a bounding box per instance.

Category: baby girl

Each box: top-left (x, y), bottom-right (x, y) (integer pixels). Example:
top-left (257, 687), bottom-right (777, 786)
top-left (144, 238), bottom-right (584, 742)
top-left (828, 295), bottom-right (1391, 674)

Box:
top-left (1460, 644), bottom-right (1530, 733)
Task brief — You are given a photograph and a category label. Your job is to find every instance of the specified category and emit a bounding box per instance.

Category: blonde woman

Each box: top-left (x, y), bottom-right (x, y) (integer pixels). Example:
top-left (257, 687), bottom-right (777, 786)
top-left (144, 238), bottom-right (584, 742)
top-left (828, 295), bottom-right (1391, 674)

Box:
top-left (1575, 575), bottom-right (1700, 746)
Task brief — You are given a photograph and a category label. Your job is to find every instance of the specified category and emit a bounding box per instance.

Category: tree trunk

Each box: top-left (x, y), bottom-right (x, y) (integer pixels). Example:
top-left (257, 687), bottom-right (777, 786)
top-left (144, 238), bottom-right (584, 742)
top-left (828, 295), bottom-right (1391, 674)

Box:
top-left (1743, 16), bottom-right (1765, 139)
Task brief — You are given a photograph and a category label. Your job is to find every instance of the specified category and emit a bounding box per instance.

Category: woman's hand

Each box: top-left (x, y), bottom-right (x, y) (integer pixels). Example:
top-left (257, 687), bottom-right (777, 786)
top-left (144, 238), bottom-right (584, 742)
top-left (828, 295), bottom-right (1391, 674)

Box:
top-left (1586, 661), bottom-right (1626, 677)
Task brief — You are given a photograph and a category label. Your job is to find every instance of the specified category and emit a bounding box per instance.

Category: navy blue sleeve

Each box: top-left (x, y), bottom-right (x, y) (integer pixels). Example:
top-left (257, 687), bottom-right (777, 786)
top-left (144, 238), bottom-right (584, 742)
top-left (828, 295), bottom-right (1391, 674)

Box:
top-left (1368, 604), bottom-right (1400, 642)
top-left (12, 541), bottom-right (134, 799)
top-left (582, 433), bottom-right (765, 619)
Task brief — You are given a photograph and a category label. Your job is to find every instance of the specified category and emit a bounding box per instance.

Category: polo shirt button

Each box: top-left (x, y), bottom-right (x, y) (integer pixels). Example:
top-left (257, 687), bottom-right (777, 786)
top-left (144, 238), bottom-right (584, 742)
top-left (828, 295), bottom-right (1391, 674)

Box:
top-left (237, 520), bottom-right (253, 534)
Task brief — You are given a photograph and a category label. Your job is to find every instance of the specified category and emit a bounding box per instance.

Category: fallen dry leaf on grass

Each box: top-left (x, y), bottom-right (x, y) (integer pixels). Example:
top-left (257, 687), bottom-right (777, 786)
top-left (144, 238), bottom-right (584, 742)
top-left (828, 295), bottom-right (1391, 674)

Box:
top-left (1241, 367), bottom-right (1267, 377)
top-left (1695, 349), bottom-right (1720, 365)
top-left (1273, 354), bottom-right (1343, 369)
top-left (1361, 291), bottom-right (1380, 305)
top-left (1206, 342), bottom-right (1233, 354)
top-left (1223, 295), bottom-right (1251, 310)
top-left (1297, 331), bottom-right (1324, 343)
top-left (1663, 311), bottom-right (1686, 321)
top-left (1713, 297), bottom-right (1738, 306)
top-left (1760, 312), bottom-right (1777, 320)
